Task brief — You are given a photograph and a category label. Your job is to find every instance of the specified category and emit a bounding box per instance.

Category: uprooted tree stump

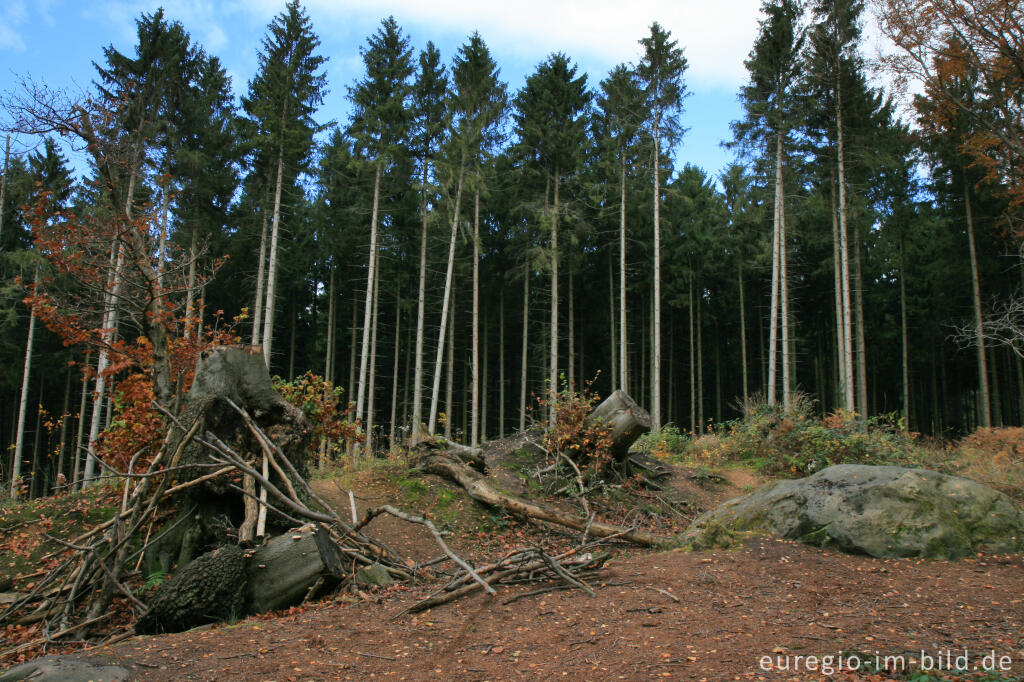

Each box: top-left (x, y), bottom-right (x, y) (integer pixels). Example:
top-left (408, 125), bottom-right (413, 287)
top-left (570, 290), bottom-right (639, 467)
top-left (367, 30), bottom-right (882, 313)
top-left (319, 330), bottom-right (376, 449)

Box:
top-left (137, 524), bottom-right (344, 634)
top-left (148, 345), bottom-right (313, 571)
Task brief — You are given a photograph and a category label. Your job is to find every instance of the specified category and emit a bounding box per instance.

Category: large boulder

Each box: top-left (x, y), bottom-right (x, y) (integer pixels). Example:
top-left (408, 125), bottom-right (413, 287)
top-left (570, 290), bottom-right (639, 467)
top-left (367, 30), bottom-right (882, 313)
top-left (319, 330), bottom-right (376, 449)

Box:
top-left (683, 464), bottom-right (1024, 559)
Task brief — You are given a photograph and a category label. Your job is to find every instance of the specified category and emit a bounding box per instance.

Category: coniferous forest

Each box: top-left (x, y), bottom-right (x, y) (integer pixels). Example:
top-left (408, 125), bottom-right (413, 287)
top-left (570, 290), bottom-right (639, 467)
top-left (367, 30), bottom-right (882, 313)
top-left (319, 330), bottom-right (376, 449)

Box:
top-left (1, 0), bottom-right (1022, 498)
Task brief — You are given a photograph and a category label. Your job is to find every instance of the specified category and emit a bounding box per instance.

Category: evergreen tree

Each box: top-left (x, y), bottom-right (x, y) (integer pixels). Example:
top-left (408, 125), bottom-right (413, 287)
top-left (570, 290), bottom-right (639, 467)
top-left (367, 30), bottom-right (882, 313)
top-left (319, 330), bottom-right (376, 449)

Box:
top-left (513, 53), bottom-right (590, 423)
top-left (348, 16), bottom-right (414, 448)
top-left (732, 0), bottom-right (804, 409)
top-left (410, 42), bottom-right (448, 441)
top-left (637, 22), bottom-right (688, 430)
top-left (242, 0), bottom-right (327, 366)
top-left (594, 64), bottom-right (645, 392)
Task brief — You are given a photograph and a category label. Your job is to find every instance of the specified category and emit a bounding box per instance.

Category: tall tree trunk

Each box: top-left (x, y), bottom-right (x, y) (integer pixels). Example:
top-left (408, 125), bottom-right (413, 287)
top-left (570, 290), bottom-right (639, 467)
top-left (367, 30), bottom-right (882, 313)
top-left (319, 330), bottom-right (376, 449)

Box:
top-left (768, 134), bottom-right (783, 406)
top-left (0, 135), bottom-right (9, 245)
top-left (620, 157), bottom-right (628, 392)
top-left (779, 170), bottom-right (791, 410)
top-left (84, 243), bottom-right (125, 485)
top-left (689, 272), bottom-right (696, 433)
top-left (251, 205), bottom-right (269, 345)
top-left (853, 221), bottom-right (868, 416)
top-left (837, 86), bottom-right (855, 412)
top-left (30, 375), bottom-right (45, 499)
top-left (520, 263), bottom-right (529, 432)
top-left (390, 291), bottom-right (401, 447)
top-left (481, 309), bottom-right (489, 442)
top-left (472, 188), bottom-right (480, 447)
top-left (652, 129), bottom-right (662, 431)
top-left (697, 283), bottom-right (704, 431)
top-left (738, 261), bottom-right (748, 405)
top-left (550, 169), bottom-right (560, 424)
top-left (347, 294), bottom-right (357, 462)
top-left (288, 306), bottom-right (296, 380)
top-left (609, 253), bottom-right (617, 390)
top-left (324, 262), bottom-right (336, 383)
top-left (185, 229), bottom-right (199, 342)
top-left (568, 265), bottom-right (575, 390)
top-left (831, 177), bottom-right (846, 409)
top-left (899, 237), bottom-right (911, 430)
top-left (412, 164), bottom-right (430, 441)
top-left (367, 267), bottom-right (380, 456)
top-left (964, 176), bottom-right (991, 427)
top-left (990, 348), bottom-right (1003, 426)
top-left (73, 351), bottom-right (90, 486)
top-left (429, 165), bottom-right (465, 434)
top-left (499, 289), bottom-right (505, 438)
top-left (11, 272), bottom-right (38, 499)
top-left (356, 162), bottom-right (383, 435)
top-left (261, 149), bottom-right (286, 365)
top-left (56, 366), bottom-right (71, 486)
top-left (445, 288), bottom-right (454, 440)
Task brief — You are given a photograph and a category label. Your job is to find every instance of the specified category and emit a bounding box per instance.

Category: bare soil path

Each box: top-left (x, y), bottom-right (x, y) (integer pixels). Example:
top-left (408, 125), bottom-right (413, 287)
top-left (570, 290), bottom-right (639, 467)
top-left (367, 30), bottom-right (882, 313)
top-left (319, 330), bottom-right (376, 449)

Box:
top-left (69, 466), bottom-right (1023, 681)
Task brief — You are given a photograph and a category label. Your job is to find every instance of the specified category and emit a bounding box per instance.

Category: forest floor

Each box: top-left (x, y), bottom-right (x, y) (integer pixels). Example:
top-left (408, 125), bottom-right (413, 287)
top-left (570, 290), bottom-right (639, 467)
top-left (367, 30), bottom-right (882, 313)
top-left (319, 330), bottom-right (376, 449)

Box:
top-left (52, 457), bottom-right (1023, 682)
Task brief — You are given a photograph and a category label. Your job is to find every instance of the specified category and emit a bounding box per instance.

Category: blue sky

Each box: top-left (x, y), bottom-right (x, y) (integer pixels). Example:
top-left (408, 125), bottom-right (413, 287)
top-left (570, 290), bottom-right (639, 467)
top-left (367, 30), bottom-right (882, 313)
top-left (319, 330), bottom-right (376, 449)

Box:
top-left (0, 0), bottom-right (773, 179)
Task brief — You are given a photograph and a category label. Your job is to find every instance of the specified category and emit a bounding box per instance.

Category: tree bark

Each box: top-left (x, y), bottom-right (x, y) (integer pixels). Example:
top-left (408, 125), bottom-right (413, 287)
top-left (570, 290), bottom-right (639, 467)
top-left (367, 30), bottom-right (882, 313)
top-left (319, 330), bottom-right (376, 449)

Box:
top-left (550, 169), bottom-right (560, 424)
top-left (853, 220), bottom-right (868, 416)
top-left (261, 149), bottom-right (286, 366)
top-left (837, 84), bottom-right (855, 412)
top-left (252, 202), bottom-right (269, 346)
top-left (520, 263), bottom-right (529, 432)
top-left (738, 261), bottom-right (748, 405)
top-left (11, 271), bottom-right (38, 499)
top-left (428, 164), bottom-right (464, 434)
top-left (964, 175), bottom-right (991, 427)
top-left (768, 134), bottom-right (782, 406)
top-left (620, 157), bottom-right (628, 392)
top-left (356, 162), bottom-right (383, 438)
top-left (779, 167), bottom-right (791, 410)
top-left (899, 237), bottom-right (911, 430)
top-left (390, 291), bottom-right (401, 447)
top-left (652, 128), bottom-right (662, 431)
top-left (472, 188), bottom-right (480, 447)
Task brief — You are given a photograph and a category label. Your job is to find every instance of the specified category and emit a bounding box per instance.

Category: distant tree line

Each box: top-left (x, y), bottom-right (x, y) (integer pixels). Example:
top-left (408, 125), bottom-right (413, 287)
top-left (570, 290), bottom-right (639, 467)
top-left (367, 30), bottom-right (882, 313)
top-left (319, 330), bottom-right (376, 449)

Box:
top-left (1, 0), bottom-right (1021, 497)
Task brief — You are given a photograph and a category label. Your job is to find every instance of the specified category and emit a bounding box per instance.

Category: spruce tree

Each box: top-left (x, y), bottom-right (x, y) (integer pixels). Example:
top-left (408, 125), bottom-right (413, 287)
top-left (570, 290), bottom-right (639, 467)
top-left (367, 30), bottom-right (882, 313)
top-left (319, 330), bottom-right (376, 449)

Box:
top-left (242, 0), bottom-right (327, 367)
top-left (348, 16), bottom-right (414, 449)
top-left (637, 23), bottom-right (688, 430)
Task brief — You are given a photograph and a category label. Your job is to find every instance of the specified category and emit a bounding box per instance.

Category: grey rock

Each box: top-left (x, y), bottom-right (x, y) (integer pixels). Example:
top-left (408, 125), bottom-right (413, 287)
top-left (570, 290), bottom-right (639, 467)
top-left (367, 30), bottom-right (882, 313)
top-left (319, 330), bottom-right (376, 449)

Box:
top-left (684, 464), bottom-right (1024, 559)
top-left (355, 563), bottom-right (395, 587)
top-left (0, 656), bottom-right (131, 682)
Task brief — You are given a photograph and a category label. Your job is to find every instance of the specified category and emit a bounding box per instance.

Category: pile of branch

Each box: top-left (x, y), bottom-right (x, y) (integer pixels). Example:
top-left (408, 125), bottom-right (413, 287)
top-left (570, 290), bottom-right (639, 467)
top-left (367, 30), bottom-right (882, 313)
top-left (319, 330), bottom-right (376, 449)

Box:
top-left (403, 541), bottom-right (612, 615)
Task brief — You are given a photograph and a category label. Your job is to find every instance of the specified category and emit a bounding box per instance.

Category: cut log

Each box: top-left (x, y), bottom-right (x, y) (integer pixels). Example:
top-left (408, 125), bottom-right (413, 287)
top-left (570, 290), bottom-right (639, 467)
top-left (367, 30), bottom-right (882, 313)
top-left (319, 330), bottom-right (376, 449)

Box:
top-left (419, 448), bottom-right (663, 547)
top-left (246, 524), bottom-right (342, 613)
top-left (137, 524), bottom-right (344, 634)
top-left (135, 544), bottom-right (247, 635)
top-left (587, 390), bottom-right (652, 460)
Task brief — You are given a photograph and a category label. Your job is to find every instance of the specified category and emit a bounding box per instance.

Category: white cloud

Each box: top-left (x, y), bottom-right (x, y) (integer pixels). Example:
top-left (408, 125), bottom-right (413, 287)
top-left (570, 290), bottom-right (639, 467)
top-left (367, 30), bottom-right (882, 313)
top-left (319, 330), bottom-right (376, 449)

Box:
top-left (0, 1), bottom-right (28, 52)
top-left (239, 0), bottom-right (763, 89)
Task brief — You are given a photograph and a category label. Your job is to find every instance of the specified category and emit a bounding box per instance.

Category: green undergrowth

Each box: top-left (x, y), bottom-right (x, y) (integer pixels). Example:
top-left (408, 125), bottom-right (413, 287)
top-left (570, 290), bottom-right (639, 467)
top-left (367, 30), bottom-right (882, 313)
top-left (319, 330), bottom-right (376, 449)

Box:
top-left (639, 398), bottom-right (1024, 503)
top-left (0, 485), bottom-right (119, 585)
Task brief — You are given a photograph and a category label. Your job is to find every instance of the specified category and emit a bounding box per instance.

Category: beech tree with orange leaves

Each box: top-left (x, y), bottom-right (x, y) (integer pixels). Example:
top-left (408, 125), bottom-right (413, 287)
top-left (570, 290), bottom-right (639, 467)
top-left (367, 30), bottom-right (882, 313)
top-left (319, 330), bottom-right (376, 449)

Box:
top-left (875, 0), bottom-right (1024, 211)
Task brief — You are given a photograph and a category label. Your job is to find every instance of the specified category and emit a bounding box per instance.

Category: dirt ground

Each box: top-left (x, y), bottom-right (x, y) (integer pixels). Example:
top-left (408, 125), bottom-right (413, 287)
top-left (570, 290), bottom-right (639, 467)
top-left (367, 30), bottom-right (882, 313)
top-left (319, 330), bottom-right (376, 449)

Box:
top-left (68, 465), bottom-right (1024, 681)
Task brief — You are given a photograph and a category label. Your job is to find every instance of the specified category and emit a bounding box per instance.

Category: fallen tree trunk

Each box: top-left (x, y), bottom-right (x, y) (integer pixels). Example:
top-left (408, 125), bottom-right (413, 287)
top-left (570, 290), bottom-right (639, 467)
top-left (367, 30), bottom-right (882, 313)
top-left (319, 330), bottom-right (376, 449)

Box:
top-left (137, 524), bottom-right (344, 634)
top-left (419, 447), bottom-right (663, 547)
top-left (587, 390), bottom-right (652, 460)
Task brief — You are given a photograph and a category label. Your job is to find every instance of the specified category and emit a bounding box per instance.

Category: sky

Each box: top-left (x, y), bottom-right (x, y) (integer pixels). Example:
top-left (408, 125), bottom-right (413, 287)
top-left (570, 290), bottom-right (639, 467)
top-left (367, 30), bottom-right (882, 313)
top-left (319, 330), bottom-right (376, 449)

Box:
top-left (0, 0), bottom-right (881, 181)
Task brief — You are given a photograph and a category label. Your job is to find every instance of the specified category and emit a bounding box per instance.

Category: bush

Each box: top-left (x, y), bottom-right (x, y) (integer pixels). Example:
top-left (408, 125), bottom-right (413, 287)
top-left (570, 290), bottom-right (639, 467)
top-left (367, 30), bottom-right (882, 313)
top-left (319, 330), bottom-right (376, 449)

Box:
top-left (950, 427), bottom-right (1024, 502)
top-left (685, 396), bottom-right (929, 476)
top-left (640, 425), bottom-right (692, 461)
